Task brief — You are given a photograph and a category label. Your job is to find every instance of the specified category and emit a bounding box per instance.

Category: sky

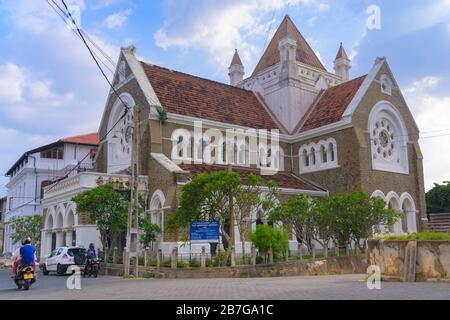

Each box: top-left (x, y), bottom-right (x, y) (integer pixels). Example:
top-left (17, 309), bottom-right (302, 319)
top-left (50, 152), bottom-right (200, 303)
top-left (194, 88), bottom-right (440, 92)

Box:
top-left (0, 0), bottom-right (449, 196)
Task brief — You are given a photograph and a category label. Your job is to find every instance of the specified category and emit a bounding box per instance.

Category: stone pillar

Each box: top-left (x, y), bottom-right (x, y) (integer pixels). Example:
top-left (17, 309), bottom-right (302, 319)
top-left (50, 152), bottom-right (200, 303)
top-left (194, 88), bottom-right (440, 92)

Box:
top-left (404, 241), bottom-right (417, 282)
top-left (56, 231), bottom-right (64, 248)
top-left (312, 245), bottom-right (316, 260)
top-left (268, 248), bottom-right (274, 265)
top-left (144, 248), bottom-right (149, 267)
top-left (285, 248), bottom-right (289, 262)
top-left (65, 231), bottom-right (73, 248)
top-left (335, 244), bottom-right (340, 257)
top-left (251, 245), bottom-right (256, 265)
top-left (157, 249), bottom-right (162, 268)
top-left (201, 247), bottom-right (206, 269)
top-left (231, 246), bottom-right (236, 267)
top-left (171, 247), bottom-right (178, 269)
top-left (298, 244), bottom-right (303, 261)
top-left (45, 232), bottom-right (53, 257)
top-left (113, 247), bottom-right (118, 264)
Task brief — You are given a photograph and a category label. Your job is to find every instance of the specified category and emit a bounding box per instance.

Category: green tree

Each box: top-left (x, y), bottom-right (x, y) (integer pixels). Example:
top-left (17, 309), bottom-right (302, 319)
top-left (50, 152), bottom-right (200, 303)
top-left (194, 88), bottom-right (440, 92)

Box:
top-left (270, 195), bottom-right (315, 254)
top-left (72, 184), bottom-right (128, 256)
top-left (250, 225), bottom-right (289, 262)
top-left (426, 182), bottom-right (450, 213)
top-left (7, 214), bottom-right (42, 255)
top-left (168, 171), bottom-right (242, 264)
top-left (140, 214), bottom-right (161, 250)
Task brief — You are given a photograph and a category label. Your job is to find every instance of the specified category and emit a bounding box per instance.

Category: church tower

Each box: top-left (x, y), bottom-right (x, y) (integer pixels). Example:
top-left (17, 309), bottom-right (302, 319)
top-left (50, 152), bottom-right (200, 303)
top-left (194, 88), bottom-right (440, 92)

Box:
top-left (228, 49), bottom-right (245, 86)
top-left (237, 15), bottom-right (342, 133)
top-left (334, 43), bottom-right (351, 82)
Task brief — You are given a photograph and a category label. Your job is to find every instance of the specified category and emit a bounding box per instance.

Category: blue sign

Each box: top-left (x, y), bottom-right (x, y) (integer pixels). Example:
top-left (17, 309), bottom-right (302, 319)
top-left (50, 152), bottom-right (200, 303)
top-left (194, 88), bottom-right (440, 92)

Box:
top-left (190, 221), bottom-right (220, 243)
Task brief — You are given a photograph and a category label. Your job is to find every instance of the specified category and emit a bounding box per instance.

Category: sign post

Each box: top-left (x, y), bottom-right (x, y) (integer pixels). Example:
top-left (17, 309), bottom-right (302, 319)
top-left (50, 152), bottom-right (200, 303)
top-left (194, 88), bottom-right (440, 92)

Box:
top-left (190, 221), bottom-right (220, 261)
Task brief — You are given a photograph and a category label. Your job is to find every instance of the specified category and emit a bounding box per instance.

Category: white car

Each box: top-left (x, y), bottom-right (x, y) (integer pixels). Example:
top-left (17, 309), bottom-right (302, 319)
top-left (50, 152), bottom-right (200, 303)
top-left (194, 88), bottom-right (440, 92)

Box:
top-left (43, 247), bottom-right (87, 276)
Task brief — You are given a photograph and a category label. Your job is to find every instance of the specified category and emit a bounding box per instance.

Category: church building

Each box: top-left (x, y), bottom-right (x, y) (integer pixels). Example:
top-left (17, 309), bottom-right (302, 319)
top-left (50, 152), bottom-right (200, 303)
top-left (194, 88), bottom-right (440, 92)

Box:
top-left (40, 16), bottom-right (426, 257)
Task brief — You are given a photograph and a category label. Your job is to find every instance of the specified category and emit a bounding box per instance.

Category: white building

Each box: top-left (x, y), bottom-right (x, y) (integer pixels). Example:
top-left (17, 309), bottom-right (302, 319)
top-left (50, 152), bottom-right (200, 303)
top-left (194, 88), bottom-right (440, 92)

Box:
top-left (2, 133), bottom-right (98, 254)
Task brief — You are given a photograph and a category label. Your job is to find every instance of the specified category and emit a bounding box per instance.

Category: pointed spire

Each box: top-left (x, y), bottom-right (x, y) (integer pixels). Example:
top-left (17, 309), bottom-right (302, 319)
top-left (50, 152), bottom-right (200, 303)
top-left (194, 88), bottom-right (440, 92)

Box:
top-left (335, 43), bottom-right (349, 61)
top-left (252, 15), bottom-right (325, 76)
top-left (230, 49), bottom-right (243, 68)
top-left (334, 43), bottom-right (351, 82)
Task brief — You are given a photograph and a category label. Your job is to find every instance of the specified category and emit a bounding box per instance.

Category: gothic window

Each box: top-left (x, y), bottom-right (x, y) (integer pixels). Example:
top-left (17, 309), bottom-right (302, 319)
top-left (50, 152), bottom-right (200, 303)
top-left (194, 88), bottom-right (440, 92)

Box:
top-left (310, 148), bottom-right (316, 166)
top-left (321, 145), bottom-right (327, 163)
top-left (329, 143), bottom-right (335, 162)
top-left (303, 149), bottom-right (309, 167)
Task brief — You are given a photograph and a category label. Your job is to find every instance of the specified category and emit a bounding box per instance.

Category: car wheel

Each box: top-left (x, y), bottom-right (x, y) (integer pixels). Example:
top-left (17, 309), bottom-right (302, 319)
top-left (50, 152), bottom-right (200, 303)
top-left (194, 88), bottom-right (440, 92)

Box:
top-left (43, 265), bottom-right (50, 276)
top-left (57, 264), bottom-right (66, 276)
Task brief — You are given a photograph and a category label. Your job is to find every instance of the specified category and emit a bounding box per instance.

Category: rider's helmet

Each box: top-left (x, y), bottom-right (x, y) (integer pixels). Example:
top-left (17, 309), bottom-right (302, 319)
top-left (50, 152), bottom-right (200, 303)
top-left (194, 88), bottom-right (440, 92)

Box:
top-left (23, 237), bottom-right (32, 245)
top-left (89, 243), bottom-right (95, 250)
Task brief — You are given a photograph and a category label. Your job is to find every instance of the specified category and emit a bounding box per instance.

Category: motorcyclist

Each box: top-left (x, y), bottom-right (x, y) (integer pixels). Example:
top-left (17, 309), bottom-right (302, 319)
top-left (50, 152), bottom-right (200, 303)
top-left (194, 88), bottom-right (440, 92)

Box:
top-left (19, 238), bottom-right (37, 274)
top-left (85, 243), bottom-right (97, 271)
top-left (11, 240), bottom-right (25, 278)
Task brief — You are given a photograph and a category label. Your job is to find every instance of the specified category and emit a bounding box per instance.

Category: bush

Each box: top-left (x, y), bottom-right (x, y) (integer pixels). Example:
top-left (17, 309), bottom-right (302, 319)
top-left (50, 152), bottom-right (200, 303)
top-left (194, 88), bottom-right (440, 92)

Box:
top-left (161, 259), bottom-right (172, 268)
top-left (250, 225), bottom-right (289, 259)
top-left (142, 271), bottom-right (155, 279)
top-left (177, 261), bottom-right (190, 269)
top-left (376, 232), bottom-right (450, 241)
top-left (189, 259), bottom-right (201, 268)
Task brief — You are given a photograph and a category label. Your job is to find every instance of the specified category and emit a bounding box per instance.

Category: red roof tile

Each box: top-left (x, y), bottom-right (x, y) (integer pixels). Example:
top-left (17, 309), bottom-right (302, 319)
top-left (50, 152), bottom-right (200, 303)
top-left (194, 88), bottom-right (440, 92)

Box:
top-left (61, 132), bottom-right (99, 145)
top-left (142, 63), bottom-right (280, 130)
top-left (178, 163), bottom-right (322, 191)
top-left (252, 15), bottom-right (326, 76)
top-left (299, 75), bottom-right (366, 133)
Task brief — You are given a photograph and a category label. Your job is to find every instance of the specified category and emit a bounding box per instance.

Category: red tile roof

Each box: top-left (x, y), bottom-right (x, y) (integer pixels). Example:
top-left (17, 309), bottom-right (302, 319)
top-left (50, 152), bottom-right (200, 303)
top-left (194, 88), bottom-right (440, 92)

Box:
top-left (299, 75), bottom-right (366, 133)
top-left (61, 132), bottom-right (99, 145)
top-left (252, 15), bottom-right (326, 76)
top-left (142, 63), bottom-right (280, 130)
top-left (178, 163), bottom-right (322, 191)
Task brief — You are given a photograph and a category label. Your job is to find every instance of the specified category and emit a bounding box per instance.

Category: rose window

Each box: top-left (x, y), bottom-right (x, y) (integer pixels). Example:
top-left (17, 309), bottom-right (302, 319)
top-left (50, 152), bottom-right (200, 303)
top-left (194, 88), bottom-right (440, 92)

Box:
top-left (372, 119), bottom-right (395, 160)
top-left (116, 112), bottom-right (134, 158)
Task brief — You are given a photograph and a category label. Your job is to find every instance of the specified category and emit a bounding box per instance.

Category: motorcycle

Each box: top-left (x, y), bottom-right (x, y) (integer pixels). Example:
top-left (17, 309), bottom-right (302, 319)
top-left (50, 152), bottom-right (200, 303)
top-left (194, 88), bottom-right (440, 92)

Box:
top-left (14, 264), bottom-right (36, 291)
top-left (83, 257), bottom-right (100, 278)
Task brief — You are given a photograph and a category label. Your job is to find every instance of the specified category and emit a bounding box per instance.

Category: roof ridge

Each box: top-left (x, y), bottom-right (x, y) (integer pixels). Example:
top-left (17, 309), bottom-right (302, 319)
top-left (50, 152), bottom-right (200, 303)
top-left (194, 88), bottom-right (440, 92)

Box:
top-left (141, 61), bottom-right (253, 94)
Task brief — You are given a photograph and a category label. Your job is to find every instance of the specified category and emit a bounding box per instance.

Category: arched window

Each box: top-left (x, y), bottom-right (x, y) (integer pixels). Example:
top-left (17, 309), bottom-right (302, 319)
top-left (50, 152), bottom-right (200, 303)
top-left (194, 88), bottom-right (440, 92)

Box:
top-left (310, 148), bottom-right (316, 166)
top-left (329, 142), bottom-right (335, 162)
top-left (321, 145), bottom-right (327, 163)
top-left (303, 149), bottom-right (309, 167)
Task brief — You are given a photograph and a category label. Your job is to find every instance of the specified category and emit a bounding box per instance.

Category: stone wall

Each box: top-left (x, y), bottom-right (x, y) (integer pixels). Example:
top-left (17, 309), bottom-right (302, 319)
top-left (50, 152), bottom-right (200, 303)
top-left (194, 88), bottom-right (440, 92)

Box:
top-left (103, 256), bottom-right (368, 279)
top-left (367, 240), bottom-right (450, 281)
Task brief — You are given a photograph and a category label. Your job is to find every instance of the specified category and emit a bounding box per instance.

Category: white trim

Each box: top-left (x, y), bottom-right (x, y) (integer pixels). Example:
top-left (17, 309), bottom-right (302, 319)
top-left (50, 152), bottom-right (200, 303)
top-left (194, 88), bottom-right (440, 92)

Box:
top-left (342, 57), bottom-right (385, 118)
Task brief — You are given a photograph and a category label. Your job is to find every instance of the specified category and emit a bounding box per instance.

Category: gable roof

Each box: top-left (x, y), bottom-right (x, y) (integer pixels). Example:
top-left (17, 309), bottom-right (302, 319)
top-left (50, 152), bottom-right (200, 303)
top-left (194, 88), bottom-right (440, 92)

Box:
top-left (61, 132), bottom-right (99, 145)
top-left (252, 15), bottom-right (326, 76)
top-left (178, 163), bottom-right (325, 192)
top-left (299, 75), bottom-right (367, 133)
top-left (141, 62), bottom-right (280, 130)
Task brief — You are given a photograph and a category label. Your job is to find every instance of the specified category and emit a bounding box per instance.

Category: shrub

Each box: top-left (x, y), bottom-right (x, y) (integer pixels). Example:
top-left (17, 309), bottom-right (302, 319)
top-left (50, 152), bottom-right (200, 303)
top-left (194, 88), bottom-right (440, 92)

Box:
top-left (250, 225), bottom-right (289, 259)
top-left (177, 261), bottom-right (190, 269)
top-left (189, 259), bottom-right (201, 268)
top-left (161, 259), bottom-right (172, 268)
top-left (142, 271), bottom-right (155, 279)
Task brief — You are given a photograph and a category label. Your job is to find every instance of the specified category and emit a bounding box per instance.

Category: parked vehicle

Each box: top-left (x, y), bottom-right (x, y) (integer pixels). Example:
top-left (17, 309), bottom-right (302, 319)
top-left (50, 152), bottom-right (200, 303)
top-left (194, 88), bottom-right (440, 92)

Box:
top-left (83, 257), bottom-right (100, 278)
top-left (43, 247), bottom-right (87, 276)
top-left (14, 264), bottom-right (36, 290)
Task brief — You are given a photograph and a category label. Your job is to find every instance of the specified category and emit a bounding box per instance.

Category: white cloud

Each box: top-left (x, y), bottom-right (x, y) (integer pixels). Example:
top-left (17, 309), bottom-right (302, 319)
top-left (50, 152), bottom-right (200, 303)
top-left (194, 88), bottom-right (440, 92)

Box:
top-left (103, 9), bottom-right (132, 29)
top-left (154, 0), bottom-right (329, 71)
top-left (404, 76), bottom-right (450, 190)
top-left (0, 64), bottom-right (25, 103)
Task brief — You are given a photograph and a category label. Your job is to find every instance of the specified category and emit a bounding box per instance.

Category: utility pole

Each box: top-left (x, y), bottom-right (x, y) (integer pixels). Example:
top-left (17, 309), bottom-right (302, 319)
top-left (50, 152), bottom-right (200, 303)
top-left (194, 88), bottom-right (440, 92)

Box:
top-left (124, 106), bottom-right (141, 278)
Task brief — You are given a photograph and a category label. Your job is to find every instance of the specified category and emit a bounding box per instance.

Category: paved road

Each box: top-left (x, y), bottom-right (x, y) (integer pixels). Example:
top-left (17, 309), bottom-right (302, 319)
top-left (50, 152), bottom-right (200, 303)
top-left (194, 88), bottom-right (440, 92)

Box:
top-left (1, 270), bottom-right (450, 300)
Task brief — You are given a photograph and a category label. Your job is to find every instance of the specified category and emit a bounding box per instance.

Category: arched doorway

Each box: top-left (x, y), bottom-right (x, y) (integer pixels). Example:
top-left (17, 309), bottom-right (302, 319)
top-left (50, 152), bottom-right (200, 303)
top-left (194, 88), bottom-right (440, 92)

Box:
top-left (150, 190), bottom-right (166, 244)
top-left (386, 192), bottom-right (402, 234)
top-left (65, 209), bottom-right (76, 247)
top-left (401, 194), bottom-right (417, 234)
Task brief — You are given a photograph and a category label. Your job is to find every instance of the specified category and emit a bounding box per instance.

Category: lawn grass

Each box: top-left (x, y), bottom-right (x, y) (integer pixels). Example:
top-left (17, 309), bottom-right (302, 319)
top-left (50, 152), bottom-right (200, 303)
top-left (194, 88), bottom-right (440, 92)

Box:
top-left (376, 232), bottom-right (450, 241)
